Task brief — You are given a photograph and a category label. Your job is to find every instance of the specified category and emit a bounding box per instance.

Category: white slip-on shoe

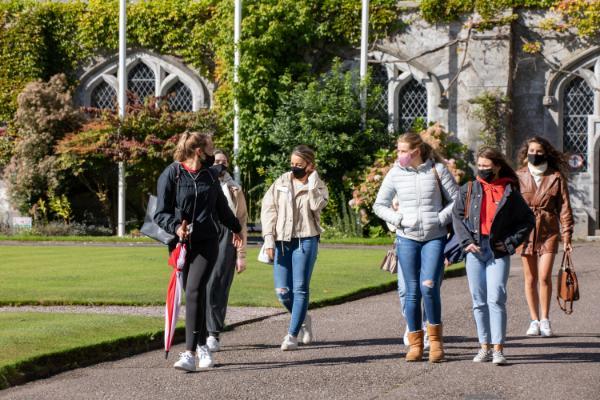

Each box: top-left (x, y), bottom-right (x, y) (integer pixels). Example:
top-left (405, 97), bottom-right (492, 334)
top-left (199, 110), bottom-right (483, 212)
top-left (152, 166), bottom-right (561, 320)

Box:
top-left (173, 351), bottom-right (196, 372)
top-left (301, 315), bottom-right (313, 344)
top-left (206, 335), bottom-right (221, 352)
top-left (526, 320), bottom-right (540, 336)
top-left (472, 348), bottom-right (493, 363)
top-left (197, 345), bottom-right (214, 368)
top-left (281, 334), bottom-right (298, 351)
top-left (540, 319), bottom-right (553, 337)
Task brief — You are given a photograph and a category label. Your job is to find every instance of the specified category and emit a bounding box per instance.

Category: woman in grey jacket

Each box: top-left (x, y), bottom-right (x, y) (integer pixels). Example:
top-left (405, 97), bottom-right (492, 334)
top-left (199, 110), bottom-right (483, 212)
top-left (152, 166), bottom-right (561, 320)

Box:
top-left (373, 133), bottom-right (458, 363)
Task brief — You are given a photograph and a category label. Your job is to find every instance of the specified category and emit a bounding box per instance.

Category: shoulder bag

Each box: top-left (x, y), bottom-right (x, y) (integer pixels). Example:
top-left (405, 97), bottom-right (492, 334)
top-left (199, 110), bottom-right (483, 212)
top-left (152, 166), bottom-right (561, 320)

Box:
top-left (140, 164), bottom-right (180, 245)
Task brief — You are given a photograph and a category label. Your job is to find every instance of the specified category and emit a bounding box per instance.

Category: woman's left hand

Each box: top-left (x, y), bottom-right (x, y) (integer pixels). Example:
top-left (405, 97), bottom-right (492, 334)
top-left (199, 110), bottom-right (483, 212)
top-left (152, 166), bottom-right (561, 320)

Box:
top-left (232, 232), bottom-right (243, 248)
top-left (564, 240), bottom-right (573, 253)
top-left (236, 258), bottom-right (247, 273)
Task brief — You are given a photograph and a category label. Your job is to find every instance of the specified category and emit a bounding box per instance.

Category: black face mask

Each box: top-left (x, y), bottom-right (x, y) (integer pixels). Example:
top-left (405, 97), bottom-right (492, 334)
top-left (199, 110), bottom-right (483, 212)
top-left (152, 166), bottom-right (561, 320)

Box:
top-left (527, 153), bottom-right (547, 166)
top-left (202, 154), bottom-right (215, 168)
top-left (477, 168), bottom-right (495, 182)
top-left (292, 166), bottom-right (307, 179)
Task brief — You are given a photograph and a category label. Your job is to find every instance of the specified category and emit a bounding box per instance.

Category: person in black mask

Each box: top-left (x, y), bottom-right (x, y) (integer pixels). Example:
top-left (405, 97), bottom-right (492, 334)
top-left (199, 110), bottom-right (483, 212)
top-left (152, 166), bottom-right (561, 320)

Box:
top-left (516, 136), bottom-right (573, 338)
top-left (204, 149), bottom-right (248, 352)
top-left (452, 147), bottom-right (534, 365)
top-left (261, 145), bottom-right (328, 350)
top-left (154, 131), bottom-right (242, 372)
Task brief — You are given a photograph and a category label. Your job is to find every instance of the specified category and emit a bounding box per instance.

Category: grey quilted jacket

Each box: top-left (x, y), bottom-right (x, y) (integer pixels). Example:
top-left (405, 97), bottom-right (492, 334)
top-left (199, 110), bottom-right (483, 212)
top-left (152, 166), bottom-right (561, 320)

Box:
top-left (373, 159), bottom-right (459, 242)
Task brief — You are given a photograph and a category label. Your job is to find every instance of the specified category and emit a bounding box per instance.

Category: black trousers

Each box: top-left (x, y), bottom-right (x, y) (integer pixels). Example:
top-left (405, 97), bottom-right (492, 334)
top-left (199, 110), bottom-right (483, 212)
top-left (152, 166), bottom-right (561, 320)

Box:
top-left (206, 226), bottom-right (237, 336)
top-left (182, 238), bottom-right (218, 351)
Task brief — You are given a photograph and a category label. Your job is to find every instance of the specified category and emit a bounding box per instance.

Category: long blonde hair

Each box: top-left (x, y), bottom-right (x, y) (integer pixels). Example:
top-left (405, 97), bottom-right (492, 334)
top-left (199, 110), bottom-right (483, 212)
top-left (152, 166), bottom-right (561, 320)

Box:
top-left (397, 132), bottom-right (443, 163)
top-left (173, 131), bottom-right (211, 162)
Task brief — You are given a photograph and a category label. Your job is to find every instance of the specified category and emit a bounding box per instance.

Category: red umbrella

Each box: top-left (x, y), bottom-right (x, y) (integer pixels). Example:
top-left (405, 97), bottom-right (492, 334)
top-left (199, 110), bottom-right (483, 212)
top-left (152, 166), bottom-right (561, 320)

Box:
top-left (164, 240), bottom-right (186, 359)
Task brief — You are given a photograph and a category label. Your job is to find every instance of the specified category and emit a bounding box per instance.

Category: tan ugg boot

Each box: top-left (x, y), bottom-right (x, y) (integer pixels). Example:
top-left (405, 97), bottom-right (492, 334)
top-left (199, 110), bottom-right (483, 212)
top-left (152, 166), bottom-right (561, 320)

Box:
top-left (405, 330), bottom-right (424, 362)
top-left (427, 323), bottom-right (445, 363)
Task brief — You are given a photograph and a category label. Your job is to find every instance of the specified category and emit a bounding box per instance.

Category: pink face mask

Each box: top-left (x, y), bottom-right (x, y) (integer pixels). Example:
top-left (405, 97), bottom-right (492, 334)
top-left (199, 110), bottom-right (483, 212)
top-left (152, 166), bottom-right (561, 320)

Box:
top-left (397, 151), bottom-right (415, 167)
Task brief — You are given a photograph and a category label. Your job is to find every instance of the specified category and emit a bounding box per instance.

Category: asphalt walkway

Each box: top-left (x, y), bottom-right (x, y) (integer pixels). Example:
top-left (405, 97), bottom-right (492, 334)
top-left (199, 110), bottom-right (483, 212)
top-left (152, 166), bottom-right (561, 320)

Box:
top-left (2, 243), bottom-right (599, 400)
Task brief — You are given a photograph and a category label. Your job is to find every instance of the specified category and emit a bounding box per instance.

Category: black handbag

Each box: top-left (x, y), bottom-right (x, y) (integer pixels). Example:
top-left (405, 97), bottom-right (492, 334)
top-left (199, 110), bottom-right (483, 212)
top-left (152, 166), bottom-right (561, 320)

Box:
top-left (140, 194), bottom-right (177, 245)
top-left (140, 164), bottom-right (180, 245)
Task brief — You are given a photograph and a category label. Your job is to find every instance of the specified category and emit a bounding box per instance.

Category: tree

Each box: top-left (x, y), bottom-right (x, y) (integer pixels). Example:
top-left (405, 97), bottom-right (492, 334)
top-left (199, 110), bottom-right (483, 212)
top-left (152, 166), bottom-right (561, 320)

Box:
top-left (3, 74), bottom-right (81, 215)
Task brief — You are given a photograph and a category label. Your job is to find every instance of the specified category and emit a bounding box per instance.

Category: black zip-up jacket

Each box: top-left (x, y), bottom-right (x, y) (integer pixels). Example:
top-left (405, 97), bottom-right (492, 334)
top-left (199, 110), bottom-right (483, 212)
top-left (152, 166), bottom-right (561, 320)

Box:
top-left (452, 180), bottom-right (534, 258)
top-left (154, 162), bottom-right (241, 242)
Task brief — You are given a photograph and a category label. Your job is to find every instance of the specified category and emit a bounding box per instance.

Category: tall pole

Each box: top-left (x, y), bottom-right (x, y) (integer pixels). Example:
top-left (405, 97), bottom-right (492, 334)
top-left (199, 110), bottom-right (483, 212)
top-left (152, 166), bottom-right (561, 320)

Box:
top-left (233, 0), bottom-right (242, 183)
top-left (360, 0), bottom-right (369, 126)
top-left (117, 0), bottom-right (127, 237)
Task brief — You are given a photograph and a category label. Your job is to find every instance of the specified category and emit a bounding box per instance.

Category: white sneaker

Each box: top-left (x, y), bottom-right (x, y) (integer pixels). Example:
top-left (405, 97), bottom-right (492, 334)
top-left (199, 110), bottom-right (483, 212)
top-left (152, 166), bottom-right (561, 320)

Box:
top-left (403, 326), bottom-right (409, 346)
top-left (300, 315), bottom-right (313, 344)
top-left (492, 350), bottom-right (507, 365)
top-left (526, 320), bottom-right (540, 336)
top-left (173, 351), bottom-right (196, 372)
top-left (281, 334), bottom-right (298, 351)
top-left (540, 319), bottom-right (553, 337)
top-left (196, 345), bottom-right (214, 368)
top-left (206, 335), bottom-right (221, 352)
top-left (472, 348), bottom-right (492, 363)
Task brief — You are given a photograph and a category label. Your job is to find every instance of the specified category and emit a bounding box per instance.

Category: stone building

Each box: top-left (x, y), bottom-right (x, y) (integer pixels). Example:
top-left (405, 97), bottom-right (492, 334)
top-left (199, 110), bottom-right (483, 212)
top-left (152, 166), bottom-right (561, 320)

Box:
top-left (367, 5), bottom-right (599, 237)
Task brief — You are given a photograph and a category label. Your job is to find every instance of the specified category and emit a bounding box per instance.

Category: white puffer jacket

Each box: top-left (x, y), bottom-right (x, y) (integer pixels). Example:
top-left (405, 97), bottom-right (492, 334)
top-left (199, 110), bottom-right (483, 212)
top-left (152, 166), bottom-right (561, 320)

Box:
top-left (373, 159), bottom-right (458, 242)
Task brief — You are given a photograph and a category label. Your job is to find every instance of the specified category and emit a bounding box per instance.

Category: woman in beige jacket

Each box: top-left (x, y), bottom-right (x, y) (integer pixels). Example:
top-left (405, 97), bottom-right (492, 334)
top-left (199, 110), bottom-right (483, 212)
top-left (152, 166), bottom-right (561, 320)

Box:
top-left (261, 145), bottom-right (328, 351)
top-left (205, 149), bottom-right (248, 352)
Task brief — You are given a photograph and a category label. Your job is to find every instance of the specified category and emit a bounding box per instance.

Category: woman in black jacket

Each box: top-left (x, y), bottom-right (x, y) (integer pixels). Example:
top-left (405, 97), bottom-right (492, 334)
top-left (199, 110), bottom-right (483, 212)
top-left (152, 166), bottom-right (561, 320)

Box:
top-left (154, 131), bottom-right (242, 372)
top-left (452, 147), bottom-right (534, 365)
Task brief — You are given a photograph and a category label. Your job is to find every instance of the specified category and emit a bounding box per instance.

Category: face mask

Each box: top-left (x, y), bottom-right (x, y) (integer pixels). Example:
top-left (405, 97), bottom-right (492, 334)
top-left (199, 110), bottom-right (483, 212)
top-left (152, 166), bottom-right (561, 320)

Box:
top-left (477, 168), bottom-right (495, 182)
top-left (292, 166), bottom-right (307, 179)
top-left (527, 153), bottom-right (547, 166)
top-left (201, 154), bottom-right (215, 168)
top-left (397, 151), bottom-right (414, 168)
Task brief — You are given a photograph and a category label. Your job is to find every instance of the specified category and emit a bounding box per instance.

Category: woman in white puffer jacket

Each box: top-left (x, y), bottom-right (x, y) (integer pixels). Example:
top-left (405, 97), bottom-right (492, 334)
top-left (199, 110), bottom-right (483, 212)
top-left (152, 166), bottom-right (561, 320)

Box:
top-left (373, 132), bottom-right (458, 363)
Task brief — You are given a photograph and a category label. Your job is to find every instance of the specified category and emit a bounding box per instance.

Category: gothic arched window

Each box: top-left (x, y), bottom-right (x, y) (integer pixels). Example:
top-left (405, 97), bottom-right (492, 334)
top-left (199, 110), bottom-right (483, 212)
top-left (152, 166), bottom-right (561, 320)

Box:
top-left (128, 63), bottom-right (155, 105)
top-left (90, 82), bottom-right (116, 110)
top-left (398, 79), bottom-right (427, 133)
top-left (167, 81), bottom-right (193, 112)
top-left (563, 77), bottom-right (593, 171)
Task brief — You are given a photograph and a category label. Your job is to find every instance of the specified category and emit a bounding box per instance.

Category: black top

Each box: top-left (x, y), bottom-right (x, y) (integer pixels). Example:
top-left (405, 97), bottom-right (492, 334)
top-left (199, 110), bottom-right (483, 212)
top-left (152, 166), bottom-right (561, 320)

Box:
top-left (154, 162), bottom-right (241, 242)
top-left (452, 180), bottom-right (535, 258)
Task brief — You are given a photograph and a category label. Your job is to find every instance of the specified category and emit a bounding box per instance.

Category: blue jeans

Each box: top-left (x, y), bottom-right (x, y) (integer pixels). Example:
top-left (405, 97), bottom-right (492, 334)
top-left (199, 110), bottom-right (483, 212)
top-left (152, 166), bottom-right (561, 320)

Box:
top-left (396, 236), bottom-right (445, 332)
top-left (273, 236), bottom-right (319, 337)
top-left (465, 236), bottom-right (510, 345)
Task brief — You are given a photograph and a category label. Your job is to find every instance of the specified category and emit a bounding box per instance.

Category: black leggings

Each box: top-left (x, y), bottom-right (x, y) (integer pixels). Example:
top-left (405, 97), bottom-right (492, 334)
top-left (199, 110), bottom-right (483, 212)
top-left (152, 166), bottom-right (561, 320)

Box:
top-left (181, 238), bottom-right (219, 351)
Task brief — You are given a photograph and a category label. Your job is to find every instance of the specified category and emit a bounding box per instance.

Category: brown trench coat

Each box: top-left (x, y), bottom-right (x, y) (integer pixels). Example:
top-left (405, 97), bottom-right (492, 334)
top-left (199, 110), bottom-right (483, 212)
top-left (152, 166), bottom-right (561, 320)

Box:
top-left (516, 166), bottom-right (573, 255)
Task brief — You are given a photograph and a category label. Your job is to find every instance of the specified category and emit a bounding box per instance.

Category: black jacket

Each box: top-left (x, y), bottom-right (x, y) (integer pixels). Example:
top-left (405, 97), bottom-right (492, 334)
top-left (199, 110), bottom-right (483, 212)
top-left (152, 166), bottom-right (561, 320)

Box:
top-left (452, 180), bottom-right (534, 258)
top-left (154, 162), bottom-right (241, 242)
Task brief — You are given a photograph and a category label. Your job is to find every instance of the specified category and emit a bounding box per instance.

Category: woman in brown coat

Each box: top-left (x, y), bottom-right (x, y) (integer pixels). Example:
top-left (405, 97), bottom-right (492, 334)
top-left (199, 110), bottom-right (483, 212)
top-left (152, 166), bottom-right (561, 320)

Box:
top-left (516, 136), bottom-right (573, 337)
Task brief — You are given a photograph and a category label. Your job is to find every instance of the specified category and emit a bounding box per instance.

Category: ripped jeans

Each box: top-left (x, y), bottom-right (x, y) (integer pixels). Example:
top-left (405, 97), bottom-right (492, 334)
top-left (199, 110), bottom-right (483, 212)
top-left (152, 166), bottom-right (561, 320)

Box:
top-left (273, 236), bottom-right (319, 337)
top-left (396, 236), bottom-right (445, 332)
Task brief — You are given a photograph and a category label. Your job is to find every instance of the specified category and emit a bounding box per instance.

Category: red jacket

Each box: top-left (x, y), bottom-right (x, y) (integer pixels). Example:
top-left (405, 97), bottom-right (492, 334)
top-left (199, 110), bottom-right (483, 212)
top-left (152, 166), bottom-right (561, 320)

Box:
top-left (476, 176), bottom-right (513, 235)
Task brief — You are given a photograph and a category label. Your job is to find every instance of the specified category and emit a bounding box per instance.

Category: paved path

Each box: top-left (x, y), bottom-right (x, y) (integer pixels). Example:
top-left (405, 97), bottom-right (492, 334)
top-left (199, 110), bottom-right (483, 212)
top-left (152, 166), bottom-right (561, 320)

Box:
top-left (2, 243), bottom-right (599, 400)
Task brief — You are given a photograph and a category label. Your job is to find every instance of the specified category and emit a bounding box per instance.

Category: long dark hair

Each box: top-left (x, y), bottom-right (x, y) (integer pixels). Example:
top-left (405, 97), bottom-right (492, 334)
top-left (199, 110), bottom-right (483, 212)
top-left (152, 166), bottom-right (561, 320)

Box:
top-left (517, 136), bottom-right (570, 180)
top-left (477, 146), bottom-right (520, 191)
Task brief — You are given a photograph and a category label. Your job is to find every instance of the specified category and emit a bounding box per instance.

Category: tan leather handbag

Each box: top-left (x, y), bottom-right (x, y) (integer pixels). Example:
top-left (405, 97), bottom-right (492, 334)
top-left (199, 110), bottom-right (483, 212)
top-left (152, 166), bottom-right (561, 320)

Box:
top-left (380, 248), bottom-right (398, 274)
top-left (556, 251), bottom-right (580, 315)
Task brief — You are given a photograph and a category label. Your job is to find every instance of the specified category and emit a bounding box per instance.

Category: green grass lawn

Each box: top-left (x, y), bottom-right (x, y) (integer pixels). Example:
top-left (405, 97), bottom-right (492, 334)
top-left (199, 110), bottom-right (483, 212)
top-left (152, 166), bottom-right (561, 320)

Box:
top-left (0, 245), bottom-right (396, 307)
top-left (0, 313), bottom-right (163, 369)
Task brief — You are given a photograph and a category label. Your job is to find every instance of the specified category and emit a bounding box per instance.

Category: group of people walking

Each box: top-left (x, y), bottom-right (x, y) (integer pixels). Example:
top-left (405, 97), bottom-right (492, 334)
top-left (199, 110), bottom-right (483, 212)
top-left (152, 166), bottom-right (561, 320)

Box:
top-left (374, 134), bottom-right (573, 365)
top-left (154, 132), bottom-right (327, 371)
top-left (153, 129), bottom-right (573, 372)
